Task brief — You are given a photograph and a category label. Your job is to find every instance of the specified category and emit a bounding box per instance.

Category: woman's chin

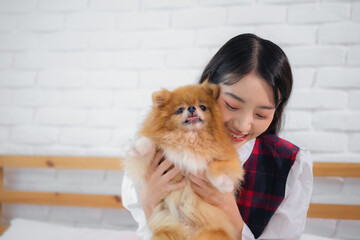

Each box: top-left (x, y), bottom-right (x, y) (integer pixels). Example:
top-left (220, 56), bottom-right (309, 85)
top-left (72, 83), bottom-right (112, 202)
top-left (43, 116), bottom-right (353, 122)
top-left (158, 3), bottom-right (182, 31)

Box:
top-left (232, 139), bottom-right (248, 149)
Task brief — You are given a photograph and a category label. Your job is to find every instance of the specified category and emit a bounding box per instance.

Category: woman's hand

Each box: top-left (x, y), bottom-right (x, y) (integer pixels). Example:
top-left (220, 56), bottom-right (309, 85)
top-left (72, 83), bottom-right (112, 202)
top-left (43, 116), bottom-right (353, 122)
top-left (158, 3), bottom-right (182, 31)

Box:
top-left (139, 150), bottom-right (186, 220)
top-left (188, 172), bottom-right (244, 239)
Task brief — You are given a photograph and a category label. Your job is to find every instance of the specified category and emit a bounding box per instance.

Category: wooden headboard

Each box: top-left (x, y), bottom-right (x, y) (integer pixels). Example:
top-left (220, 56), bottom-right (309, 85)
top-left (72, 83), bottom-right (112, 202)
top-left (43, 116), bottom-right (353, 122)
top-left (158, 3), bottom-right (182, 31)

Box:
top-left (307, 162), bottom-right (360, 220)
top-left (1, 155), bottom-right (360, 235)
top-left (0, 155), bottom-right (124, 234)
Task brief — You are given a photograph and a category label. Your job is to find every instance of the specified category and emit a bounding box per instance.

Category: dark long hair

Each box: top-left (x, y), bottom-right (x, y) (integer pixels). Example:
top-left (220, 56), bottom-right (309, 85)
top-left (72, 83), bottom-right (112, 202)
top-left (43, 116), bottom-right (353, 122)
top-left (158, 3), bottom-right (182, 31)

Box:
top-left (199, 33), bottom-right (293, 135)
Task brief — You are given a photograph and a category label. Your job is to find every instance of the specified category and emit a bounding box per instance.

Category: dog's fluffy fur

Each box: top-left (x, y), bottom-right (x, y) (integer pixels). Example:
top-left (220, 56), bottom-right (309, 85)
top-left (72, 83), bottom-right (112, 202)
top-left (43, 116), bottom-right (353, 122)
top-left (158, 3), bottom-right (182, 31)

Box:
top-left (123, 81), bottom-right (244, 240)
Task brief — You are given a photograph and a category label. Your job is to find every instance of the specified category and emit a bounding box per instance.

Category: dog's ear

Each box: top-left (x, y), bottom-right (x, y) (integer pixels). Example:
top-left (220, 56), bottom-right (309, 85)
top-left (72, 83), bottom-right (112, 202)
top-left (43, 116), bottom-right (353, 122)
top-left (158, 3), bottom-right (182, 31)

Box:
top-left (152, 89), bottom-right (171, 107)
top-left (201, 79), bottom-right (219, 99)
top-left (202, 76), bottom-right (210, 84)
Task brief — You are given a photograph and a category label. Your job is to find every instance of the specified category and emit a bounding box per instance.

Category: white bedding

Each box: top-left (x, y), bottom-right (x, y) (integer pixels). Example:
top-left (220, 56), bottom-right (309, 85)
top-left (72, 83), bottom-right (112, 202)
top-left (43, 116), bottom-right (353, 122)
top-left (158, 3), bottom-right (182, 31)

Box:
top-left (0, 218), bottom-right (338, 240)
top-left (301, 234), bottom-right (340, 240)
top-left (0, 219), bottom-right (140, 240)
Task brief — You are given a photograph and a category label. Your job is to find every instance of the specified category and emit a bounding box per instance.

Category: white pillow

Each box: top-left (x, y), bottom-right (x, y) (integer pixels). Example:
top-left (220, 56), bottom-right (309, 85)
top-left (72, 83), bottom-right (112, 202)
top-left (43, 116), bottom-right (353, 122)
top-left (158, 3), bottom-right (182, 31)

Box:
top-left (301, 233), bottom-right (339, 240)
top-left (0, 218), bottom-right (140, 240)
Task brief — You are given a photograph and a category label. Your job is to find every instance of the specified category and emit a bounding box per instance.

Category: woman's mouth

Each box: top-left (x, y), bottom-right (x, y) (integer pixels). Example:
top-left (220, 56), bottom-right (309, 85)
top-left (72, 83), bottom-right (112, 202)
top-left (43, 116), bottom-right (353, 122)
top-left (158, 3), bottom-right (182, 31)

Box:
top-left (229, 129), bottom-right (248, 142)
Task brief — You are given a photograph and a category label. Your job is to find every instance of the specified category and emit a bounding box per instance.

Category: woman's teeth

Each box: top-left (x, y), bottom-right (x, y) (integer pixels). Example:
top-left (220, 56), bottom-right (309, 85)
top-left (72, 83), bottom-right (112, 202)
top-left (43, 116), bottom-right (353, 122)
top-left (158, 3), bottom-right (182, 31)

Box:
top-left (230, 131), bottom-right (246, 139)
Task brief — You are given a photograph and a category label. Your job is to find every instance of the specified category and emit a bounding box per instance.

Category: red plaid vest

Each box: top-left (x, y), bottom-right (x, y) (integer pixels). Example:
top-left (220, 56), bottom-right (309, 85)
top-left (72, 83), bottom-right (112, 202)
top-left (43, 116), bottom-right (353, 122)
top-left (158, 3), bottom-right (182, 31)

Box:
top-left (237, 134), bottom-right (299, 238)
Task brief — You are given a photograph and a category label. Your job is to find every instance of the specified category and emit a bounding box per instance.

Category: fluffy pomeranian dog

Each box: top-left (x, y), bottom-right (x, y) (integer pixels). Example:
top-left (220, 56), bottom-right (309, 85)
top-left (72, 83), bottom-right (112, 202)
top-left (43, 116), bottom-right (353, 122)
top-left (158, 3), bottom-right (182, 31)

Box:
top-left (123, 81), bottom-right (244, 240)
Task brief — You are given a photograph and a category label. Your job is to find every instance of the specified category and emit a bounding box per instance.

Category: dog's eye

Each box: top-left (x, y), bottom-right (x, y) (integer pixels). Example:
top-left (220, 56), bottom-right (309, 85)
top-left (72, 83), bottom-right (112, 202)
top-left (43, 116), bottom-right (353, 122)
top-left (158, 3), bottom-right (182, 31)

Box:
top-left (199, 105), bottom-right (207, 111)
top-left (176, 107), bottom-right (184, 114)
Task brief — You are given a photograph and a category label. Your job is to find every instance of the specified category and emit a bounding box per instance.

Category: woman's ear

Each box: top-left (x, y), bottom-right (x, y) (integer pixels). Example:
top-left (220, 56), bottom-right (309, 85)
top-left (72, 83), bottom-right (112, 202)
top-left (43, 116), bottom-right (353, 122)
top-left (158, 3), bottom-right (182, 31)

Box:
top-left (152, 89), bottom-right (171, 107)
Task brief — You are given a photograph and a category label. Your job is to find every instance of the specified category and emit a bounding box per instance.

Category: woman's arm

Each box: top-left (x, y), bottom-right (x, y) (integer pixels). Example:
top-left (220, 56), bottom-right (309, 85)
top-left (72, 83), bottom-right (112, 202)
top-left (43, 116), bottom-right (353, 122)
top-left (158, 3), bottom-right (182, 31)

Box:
top-left (188, 172), bottom-right (244, 239)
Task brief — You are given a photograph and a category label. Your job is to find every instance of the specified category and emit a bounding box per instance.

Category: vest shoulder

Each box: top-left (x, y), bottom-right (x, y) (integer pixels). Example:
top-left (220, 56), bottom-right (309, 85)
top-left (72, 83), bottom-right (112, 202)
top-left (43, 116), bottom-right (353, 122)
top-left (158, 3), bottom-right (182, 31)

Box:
top-left (258, 134), bottom-right (300, 155)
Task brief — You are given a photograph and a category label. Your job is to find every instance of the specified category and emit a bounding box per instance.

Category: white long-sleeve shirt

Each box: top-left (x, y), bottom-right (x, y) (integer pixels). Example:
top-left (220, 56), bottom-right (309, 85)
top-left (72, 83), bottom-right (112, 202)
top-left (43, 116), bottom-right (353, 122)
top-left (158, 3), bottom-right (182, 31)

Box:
top-left (121, 138), bottom-right (313, 240)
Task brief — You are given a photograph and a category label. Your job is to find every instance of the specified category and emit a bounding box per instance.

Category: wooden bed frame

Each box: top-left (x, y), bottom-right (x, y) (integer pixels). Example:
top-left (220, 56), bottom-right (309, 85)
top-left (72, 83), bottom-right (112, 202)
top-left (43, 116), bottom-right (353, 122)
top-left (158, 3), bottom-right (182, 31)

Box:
top-left (0, 155), bottom-right (360, 235)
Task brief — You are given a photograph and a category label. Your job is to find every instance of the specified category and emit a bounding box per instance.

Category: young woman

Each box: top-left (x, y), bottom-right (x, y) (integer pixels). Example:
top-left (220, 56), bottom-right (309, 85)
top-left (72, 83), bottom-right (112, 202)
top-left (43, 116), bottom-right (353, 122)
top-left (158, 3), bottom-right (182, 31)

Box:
top-left (121, 33), bottom-right (313, 240)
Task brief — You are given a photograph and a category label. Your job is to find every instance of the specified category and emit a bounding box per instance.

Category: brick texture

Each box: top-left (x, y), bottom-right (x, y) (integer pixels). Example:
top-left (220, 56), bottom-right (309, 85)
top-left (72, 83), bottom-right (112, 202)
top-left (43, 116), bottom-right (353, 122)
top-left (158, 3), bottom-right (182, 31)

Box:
top-left (0, 0), bottom-right (359, 238)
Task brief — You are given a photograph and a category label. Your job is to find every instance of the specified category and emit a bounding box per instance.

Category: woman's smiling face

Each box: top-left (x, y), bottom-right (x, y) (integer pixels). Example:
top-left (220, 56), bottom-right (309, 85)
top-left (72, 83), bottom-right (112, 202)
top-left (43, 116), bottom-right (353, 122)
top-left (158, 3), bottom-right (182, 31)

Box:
top-left (217, 71), bottom-right (276, 149)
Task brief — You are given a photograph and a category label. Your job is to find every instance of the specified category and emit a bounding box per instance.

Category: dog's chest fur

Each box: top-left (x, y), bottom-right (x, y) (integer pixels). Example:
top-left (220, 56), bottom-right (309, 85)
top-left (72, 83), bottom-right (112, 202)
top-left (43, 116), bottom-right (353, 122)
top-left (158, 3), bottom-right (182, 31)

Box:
top-left (160, 147), bottom-right (213, 236)
top-left (163, 182), bottom-right (202, 236)
top-left (164, 148), bottom-right (208, 174)
top-left (159, 131), bottom-right (218, 174)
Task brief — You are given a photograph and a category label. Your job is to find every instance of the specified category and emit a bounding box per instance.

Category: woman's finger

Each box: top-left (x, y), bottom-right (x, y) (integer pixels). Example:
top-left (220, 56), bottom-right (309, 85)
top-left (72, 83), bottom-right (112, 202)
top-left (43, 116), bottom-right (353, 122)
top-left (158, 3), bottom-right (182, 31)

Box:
top-left (188, 173), bottom-right (208, 188)
top-left (150, 150), bottom-right (165, 170)
top-left (163, 166), bottom-right (181, 182)
top-left (190, 178), bottom-right (222, 206)
top-left (167, 177), bottom-right (187, 192)
top-left (190, 179), bottom-right (207, 196)
top-left (156, 158), bottom-right (173, 176)
top-left (194, 171), bottom-right (208, 181)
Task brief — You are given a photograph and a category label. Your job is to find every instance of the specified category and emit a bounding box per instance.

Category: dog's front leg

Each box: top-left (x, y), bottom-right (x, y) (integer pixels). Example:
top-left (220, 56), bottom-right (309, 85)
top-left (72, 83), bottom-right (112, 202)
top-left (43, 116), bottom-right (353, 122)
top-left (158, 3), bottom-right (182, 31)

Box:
top-left (206, 159), bottom-right (243, 193)
top-left (123, 135), bottom-right (156, 186)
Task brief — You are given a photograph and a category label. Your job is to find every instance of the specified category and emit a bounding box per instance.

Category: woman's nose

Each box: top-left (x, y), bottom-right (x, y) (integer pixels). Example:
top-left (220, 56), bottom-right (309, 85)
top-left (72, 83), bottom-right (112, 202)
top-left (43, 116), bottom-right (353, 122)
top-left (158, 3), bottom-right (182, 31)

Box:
top-left (234, 115), bottom-right (252, 133)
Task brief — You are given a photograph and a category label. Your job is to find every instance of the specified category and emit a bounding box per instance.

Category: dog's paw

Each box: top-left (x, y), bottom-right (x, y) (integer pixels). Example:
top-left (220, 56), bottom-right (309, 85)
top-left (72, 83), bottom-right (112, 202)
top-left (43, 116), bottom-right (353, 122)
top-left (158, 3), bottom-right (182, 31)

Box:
top-left (126, 136), bottom-right (155, 158)
top-left (210, 174), bottom-right (234, 193)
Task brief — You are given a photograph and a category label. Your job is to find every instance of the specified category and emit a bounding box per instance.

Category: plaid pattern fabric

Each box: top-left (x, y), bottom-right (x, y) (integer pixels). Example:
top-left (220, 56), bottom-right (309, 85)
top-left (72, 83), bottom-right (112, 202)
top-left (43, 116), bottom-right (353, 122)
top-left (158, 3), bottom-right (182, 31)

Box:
top-left (237, 134), bottom-right (299, 238)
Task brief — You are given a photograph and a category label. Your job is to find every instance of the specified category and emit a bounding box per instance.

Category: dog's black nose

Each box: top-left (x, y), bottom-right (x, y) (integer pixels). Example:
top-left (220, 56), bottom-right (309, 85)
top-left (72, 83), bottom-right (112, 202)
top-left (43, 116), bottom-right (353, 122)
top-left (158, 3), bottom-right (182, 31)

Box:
top-left (188, 106), bottom-right (196, 113)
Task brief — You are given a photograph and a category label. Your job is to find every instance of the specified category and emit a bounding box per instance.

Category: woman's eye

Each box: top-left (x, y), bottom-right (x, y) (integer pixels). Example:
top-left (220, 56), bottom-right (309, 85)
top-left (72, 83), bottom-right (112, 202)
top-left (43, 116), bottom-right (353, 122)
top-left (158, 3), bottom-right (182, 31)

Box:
top-left (199, 105), bottom-right (207, 111)
top-left (256, 114), bottom-right (267, 119)
top-left (225, 101), bottom-right (237, 110)
top-left (176, 107), bottom-right (184, 114)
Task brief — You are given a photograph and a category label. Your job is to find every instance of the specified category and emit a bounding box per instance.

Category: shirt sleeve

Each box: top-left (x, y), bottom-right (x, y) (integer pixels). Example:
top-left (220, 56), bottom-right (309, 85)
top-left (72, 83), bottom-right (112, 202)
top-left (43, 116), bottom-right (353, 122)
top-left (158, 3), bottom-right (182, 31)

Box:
top-left (242, 148), bottom-right (313, 240)
top-left (121, 172), bottom-right (152, 240)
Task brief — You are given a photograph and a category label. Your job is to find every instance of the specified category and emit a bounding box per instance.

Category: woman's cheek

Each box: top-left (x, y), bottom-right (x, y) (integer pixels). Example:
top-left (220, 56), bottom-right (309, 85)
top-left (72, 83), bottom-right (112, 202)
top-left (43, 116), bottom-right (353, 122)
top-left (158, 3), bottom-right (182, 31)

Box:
top-left (256, 116), bottom-right (274, 135)
top-left (221, 110), bottom-right (231, 123)
top-left (218, 101), bottom-right (230, 122)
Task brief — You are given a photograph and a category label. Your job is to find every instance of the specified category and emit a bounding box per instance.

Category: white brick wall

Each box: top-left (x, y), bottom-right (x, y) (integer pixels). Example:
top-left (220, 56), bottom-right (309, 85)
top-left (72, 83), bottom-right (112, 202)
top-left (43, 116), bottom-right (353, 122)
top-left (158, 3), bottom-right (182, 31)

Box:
top-left (229, 5), bottom-right (287, 24)
top-left (0, 0), bottom-right (359, 238)
top-left (37, 0), bottom-right (88, 12)
top-left (316, 68), bottom-right (360, 88)
top-left (287, 3), bottom-right (349, 24)
top-left (17, 15), bottom-right (64, 31)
